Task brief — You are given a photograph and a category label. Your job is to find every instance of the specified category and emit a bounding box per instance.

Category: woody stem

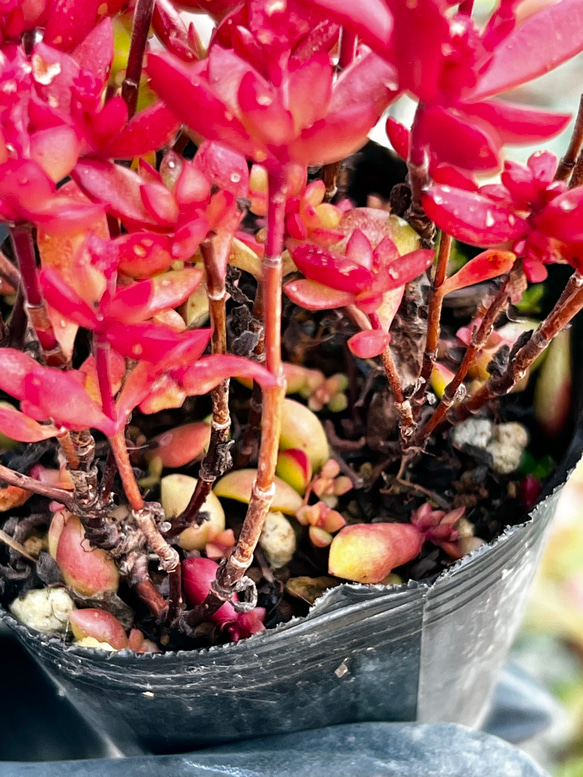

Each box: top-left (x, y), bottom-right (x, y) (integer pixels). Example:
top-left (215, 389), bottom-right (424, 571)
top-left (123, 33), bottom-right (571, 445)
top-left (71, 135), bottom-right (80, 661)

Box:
top-left (122, 0), bottom-right (156, 118)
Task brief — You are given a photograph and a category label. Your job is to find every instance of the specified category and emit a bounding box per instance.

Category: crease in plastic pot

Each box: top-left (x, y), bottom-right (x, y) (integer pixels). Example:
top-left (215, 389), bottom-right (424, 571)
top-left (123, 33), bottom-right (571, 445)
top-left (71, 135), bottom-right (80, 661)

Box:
top-left (0, 452), bottom-right (574, 755)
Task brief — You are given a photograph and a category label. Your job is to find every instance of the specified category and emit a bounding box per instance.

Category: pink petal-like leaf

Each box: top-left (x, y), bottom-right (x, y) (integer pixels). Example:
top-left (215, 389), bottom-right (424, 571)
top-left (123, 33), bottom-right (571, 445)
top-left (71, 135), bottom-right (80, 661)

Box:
top-left (533, 187), bottom-right (583, 243)
top-left (71, 17), bottom-right (113, 85)
top-left (284, 278), bottom-right (355, 310)
top-left (73, 160), bottom-right (163, 229)
top-left (0, 349), bottom-right (45, 400)
top-left (238, 70), bottom-right (295, 147)
top-left (422, 186), bottom-right (528, 246)
top-left (287, 51), bottom-right (333, 132)
top-left (376, 249), bottom-right (435, 291)
top-left (462, 101), bottom-right (570, 145)
top-left (347, 330), bottom-right (390, 359)
top-left (0, 406), bottom-right (61, 443)
top-left (148, 268), bottom-right (204, 317)
top-left (472, 0), bottom-right (583, 100)
top-left (302, 0), bottom-right (393, 59)
top-left (180, 355), bottom-right (277, 395)
top-left (30, 125), bottom-right (81, 183)
top-left (102, 103), bottom-right (180, 159)
top-left (440, 250), bottom-right (517, 297)
top-left (39, 268), bottom-right (100, 329)
top-left (147, 53), bottom-right (257, 157)
top-left (193, 141), bottom-right (249, 198)
top-left (290, 243), bottom-right (372, 293)
top-left (43, 0), bottom-right (102, 51)
top-left (416, 106), bottom-right (501, 172)
top-left (385, 117), bottom-right (410, 160)
top-left (21, 369), bottom-right (116, 435)
top-left (116, 233), bottom-right (175, 278)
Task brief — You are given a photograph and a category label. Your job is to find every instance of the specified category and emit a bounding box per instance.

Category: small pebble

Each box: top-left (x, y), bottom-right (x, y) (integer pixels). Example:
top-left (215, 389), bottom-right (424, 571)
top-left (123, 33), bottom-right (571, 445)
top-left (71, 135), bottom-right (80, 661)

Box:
top-left (10, 588), bottom-right (75, 633)
top-left (259, 511), bottom-right (296, 568)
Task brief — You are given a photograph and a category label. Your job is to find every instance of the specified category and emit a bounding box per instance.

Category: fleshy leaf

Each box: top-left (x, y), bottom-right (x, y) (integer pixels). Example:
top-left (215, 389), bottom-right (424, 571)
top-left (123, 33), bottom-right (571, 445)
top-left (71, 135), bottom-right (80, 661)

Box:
top-left (0, 406), bottom-right (61, 443)
top-left (348, 330), bottom-right (390, 359)
top-left (180, 355), bottom-right (278, 395)
top-left (290, 243), bottom-right (372, 293)
top-left (472, 0), bottom-right (583, 100)
top-left (284, 278), bottom-right (355, 310)
top-left (423, 186), bottom-right (528, 245)
top-left (440, 250), bottom-right (517, 296)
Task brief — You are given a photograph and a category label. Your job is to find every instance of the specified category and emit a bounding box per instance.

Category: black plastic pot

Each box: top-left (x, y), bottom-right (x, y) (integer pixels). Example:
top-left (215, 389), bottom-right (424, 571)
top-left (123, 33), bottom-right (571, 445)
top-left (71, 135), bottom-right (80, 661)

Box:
top-left (1, 435), bottom-right (578, 756)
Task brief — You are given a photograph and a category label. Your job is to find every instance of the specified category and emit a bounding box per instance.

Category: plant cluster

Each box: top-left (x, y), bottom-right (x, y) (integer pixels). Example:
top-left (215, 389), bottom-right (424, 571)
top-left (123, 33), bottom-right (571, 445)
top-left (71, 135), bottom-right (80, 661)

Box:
top-left (1, 0), bottom-right (583, 651)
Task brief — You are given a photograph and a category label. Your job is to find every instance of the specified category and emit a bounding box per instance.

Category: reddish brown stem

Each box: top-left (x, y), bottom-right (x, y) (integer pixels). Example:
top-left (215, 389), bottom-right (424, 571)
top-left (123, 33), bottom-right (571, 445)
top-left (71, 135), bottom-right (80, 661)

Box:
top-left (109, 429), bottom-right (144, 512)
top-left (0, 462), bottom-right (75, 510)
top-left (458, 270), bottom-right (583, 420)
top-left (369, 312), bottom-right (416, 445)
top-left (413, 231), bottom-right (452, 407)
top-left (9, 223), bottom-right (66, 366)
top-left (189, 168), bottom-right (288, 625)
top-left (174, 237), bottom-right (232, 531)
top-left (416, 261), bottom-right (526, 445)
top-left (557, 94), bottom-right (583, 183)
top-left (122, 0), bottom-right (156, 119)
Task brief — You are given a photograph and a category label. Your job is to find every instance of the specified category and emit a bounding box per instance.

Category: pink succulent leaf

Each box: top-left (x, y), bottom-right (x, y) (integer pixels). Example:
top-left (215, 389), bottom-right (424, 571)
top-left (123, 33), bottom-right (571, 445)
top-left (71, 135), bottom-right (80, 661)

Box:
top-left (78, 97), bottom-right (128, 151)
top-left (171, 217), bottom-right (211, 260)
top-left (174, 162), bottom-right (212, 207)
top-left (21, 369), bottom-right (116, 435)
top-left (471, 0), bottom-right (583, 100)
top-left (440, 250), bottom-right (517, 297)
top-left (180, 354), bottom-right (278, 396)
top-left (385, 117), bottom-right (410, 160)
top-left (34, 197), bottom-right (106, 235)
top-left (287, 51), bottom-right (334, 132)
top-left (348, 329), bottom-right (390, 359)
top-left (0, 406), bottom-right (62, 443)
top-left (290, 50), bottom-right (397, 166)
top-left (431, 165), bottom-right (478, 192)
top-left (39, 268), bottom-right (100, 330)
top-left (238, 70), bottom-right (295, 147)
top-left (299, 0), bottom-right (393, 59)
top-left (140, 182), bottom-right (180, 227)
top-left (290, 243), bottom-right (373, 293)
top-left (108, 323), bottom-right (212, 366)
top-left (100, 103), bottom-right (180, 159)
top-left (116, 233), bottom-right (175, 278)
top-left (152, 0), bottom-right (198, 62)
top-left (528, 150), bottom-right (559, 183)
top-left (71, 17), bottom-right (114, 85)
top-left (29, 125), bottom-right (82, 184)
top-left (372, 236), bottom-right (400, 269)
top-left (284, 278), bottom-right (356, 310)
top-left (533, 187), bottom-right (583, 243)
top-left (43, 0), bottom-right (103, 51)
top-left (416, 106), bottom-right (501, 172)
top-left (391, 0), bottom-right (449, 104)
top-left (462, 100), bottom-right (570, 145)
top-left (0, 349), bottom-right (46, 400)
top-left (147, 268), bottom-right (204, 317)
top-left (376, 287), bottom-right (405, 333)
top-left (346, 229), bottom-right (374, 269)
top-left (422, 186), bottom-right (528, 245)
top-left (73, 160), bottom-right (164, 228)
top-left (146, 52), bottom-right (257, 157)
top-left (115, 362), bottom-right (159, 426)
top-left (104, 281), bottom-right (156, 325)
top-left (0, 160), bottom-right (55, 222)
top-left (193, 141), bottom-right (249, 197)
top-left (377, 249), bottom-right (435, 291)
top-left (31, 42), bottom-right (80, 115)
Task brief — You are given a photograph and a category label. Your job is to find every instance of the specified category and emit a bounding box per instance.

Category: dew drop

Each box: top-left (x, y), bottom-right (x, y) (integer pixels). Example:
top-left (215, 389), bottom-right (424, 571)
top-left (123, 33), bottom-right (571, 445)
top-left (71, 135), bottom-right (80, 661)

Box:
top-left (485, 211), bottom-right (495, 227)
top-left (230, 172), bottom-right (241, 183)
top-left (559, 199), bottom-right (577, 212)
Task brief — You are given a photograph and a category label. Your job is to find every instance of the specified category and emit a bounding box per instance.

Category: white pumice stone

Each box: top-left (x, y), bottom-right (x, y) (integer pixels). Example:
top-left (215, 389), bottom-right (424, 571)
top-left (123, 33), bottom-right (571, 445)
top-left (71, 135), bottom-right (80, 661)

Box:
top-left (10, 587), bottom-right (75, 633)
top-left (451, 418), bottom-right (493, 450)
top-left (486, 422), bottom-right (529, 474)
top-left (259, 511), bottom-right (296, 568)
